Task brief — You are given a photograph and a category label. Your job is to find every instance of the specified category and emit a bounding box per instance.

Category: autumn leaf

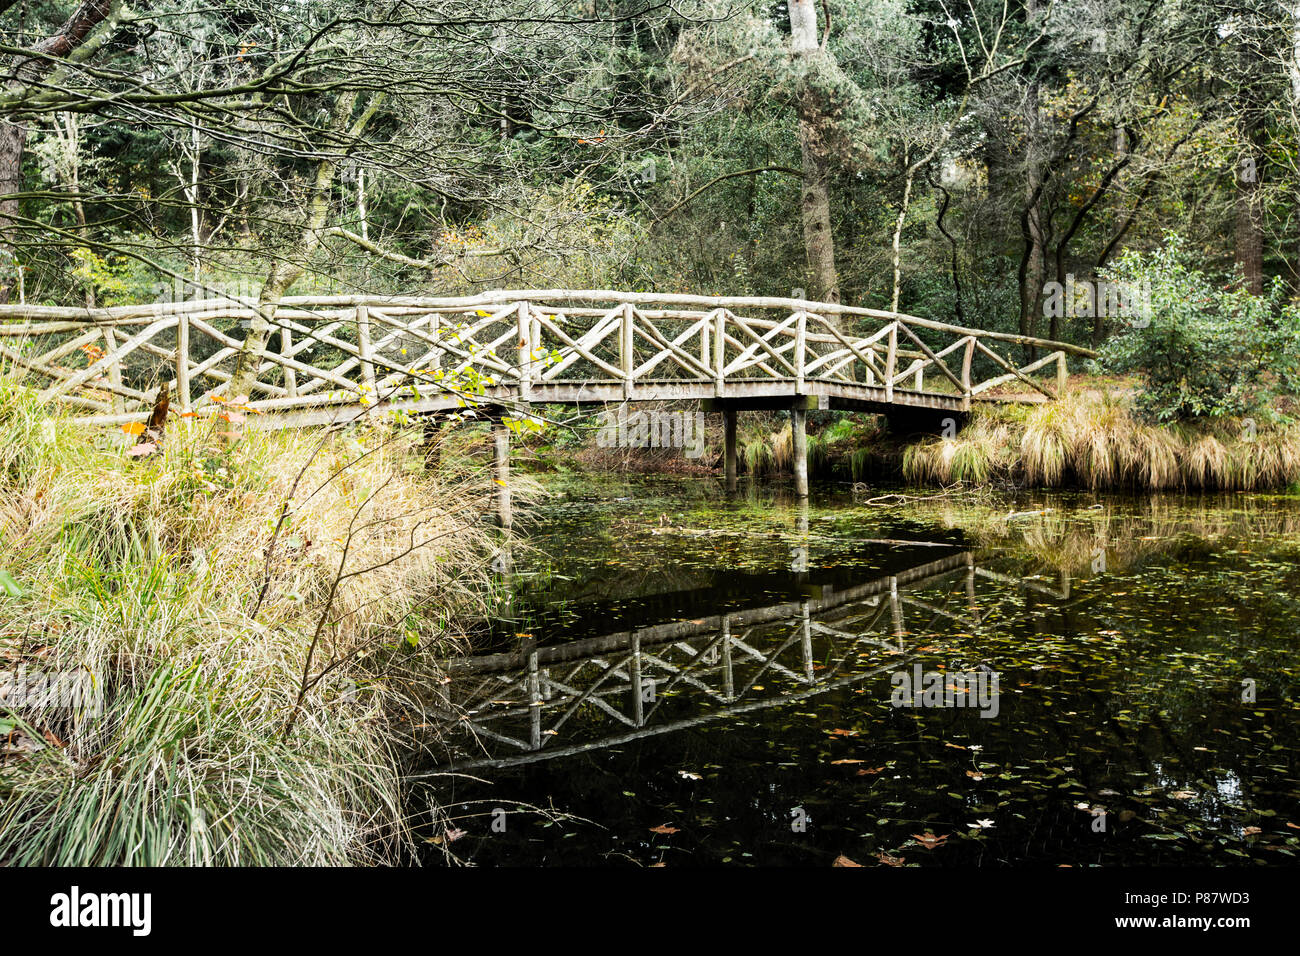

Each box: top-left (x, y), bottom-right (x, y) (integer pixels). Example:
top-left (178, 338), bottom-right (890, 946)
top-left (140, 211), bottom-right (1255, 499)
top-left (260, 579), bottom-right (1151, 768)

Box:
top-left (832, 854), bottom-right (862, 867)
top-left (911, 832), bottom-right (949, 850)
top-left (855, 766), bottom-right (887, 776)
top-left (121, 422), bottom-right (147, 436)
top-left (875, 851), bottom-right (904, 867)
top-left (426, 827), bottom-right (467, 846)
top-left (828, 728), bottom-right (859, 737)
top-left (649, 824), bottom-right (679, 835)
top-left (831, 758), bottom-right (864, 765)
top-left (125, 442), bottom-right (157, 457)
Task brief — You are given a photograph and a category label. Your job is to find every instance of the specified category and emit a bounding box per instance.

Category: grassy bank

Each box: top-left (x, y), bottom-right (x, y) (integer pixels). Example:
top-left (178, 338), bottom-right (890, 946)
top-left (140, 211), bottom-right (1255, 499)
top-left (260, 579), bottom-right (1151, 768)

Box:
top-left (0, 378), bottom-right (505, 865)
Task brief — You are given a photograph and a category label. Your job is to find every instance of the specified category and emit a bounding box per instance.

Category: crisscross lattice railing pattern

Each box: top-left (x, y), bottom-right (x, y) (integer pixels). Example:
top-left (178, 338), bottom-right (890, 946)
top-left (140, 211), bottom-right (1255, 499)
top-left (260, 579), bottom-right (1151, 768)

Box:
top-left (0, 291), bottom-right (1096, 425)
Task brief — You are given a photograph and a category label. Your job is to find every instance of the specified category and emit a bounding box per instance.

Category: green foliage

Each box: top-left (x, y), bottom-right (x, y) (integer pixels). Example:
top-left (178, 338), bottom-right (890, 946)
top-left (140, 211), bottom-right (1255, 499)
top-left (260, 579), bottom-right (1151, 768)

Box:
top-left (1097, 236), bottom-right (1300, 423)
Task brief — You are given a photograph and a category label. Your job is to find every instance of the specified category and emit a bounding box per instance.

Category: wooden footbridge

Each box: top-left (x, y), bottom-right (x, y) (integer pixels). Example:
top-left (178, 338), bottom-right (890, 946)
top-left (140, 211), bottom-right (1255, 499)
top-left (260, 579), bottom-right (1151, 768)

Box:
top-left (0, 290), bottom-right (1094, 499)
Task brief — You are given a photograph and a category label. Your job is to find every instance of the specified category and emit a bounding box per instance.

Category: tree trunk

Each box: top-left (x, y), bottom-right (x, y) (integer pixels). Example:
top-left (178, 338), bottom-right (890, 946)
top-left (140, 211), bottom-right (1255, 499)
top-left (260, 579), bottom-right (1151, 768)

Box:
top-left (1018, 98), bottom-right (1046, 357)
top-left (1235, 119), bottom-right (1265, 296)
top-left (788, 0), bottom-right (839, 308)
top-left (227, 91), bottom-right (382, 402)
top-left (1235, 26), bottom-right (1265, 296)
top-left (889, 152), bottom-right (914, 312)
top-left (1016, 0), bottom-right (1046, 359)
top-left (0, 121), bottom-right (27, 302)
top-left (0, 0), bottom-right (120, 302)
top-left (226, 161), bottom-right (342, 401)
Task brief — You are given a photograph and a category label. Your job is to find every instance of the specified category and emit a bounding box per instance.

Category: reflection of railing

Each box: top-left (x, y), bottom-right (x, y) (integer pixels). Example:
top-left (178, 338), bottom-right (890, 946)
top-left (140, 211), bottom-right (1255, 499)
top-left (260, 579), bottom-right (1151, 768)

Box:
top-left (427, 551), bottom-right (1068, 772)
top-left (1, 291), bottom-right (1095, 427)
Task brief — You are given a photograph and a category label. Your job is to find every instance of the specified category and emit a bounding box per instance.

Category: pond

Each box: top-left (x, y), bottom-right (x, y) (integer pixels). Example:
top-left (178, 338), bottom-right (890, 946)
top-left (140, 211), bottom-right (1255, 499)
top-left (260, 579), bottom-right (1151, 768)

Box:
top-left (420, 476), bottom-right (1300, 867)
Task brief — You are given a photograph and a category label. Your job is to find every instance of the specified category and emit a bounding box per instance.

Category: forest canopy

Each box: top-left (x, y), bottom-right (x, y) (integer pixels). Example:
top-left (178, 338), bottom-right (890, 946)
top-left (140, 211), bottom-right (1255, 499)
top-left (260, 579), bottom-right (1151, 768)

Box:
top-left (2, 0), bottom-right (1299, 361)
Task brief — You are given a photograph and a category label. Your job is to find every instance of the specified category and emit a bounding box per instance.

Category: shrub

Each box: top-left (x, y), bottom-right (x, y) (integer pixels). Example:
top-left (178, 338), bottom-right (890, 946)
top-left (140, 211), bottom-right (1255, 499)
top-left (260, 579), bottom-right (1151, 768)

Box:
top-left (1096, 235), bottom-right (1300, 423)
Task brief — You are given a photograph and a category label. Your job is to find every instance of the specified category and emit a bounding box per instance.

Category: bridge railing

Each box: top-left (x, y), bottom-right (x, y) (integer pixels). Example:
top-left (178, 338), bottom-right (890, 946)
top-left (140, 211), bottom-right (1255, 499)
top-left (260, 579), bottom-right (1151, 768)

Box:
top-left (0, 291), bottom-right (1096, 425)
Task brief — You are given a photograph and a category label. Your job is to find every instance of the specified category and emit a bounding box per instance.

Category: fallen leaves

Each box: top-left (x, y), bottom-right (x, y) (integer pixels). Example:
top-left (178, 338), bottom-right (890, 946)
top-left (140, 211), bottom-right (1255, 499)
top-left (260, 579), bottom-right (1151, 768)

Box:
top-left (832, 854), bottom-right (862, 867)
top-left (649, 824), bottom-right (680, 835)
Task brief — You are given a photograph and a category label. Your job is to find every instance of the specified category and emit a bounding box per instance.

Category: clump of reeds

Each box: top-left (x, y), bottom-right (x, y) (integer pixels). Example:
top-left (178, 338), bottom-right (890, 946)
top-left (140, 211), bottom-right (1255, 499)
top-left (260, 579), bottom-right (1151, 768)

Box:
top-left (0, 374), bottom-right (509, 865)
top-left (739, 418), bottom-right (792, 475)
top-left (902, 391), bottom-right (1300, 491)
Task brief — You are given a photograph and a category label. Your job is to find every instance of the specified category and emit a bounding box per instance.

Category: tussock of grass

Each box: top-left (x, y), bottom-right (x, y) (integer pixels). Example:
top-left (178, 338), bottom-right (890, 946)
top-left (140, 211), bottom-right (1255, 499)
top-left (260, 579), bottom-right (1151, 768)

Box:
top-left (0, 375), bottom-right (506, 865)
top-left (903, 392), bottom-right (1300, 490)
top-left (739, 420), bottom-right (792, 475)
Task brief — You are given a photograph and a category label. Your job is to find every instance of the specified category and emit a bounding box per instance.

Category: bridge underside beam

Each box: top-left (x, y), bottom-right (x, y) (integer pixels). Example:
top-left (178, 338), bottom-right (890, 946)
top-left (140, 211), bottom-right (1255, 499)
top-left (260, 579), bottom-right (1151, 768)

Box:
top-left (701, 394), bottom-right (827, 412)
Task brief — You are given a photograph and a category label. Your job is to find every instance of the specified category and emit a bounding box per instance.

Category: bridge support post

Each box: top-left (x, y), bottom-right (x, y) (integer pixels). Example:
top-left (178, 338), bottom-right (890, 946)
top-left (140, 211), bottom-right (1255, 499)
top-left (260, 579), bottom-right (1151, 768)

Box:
top-left (494, 421), bottom-right (512, 529)
top-left (723, 408), bottom-right (737, 491)
top-left (791, 405), bottom-right (809, 498)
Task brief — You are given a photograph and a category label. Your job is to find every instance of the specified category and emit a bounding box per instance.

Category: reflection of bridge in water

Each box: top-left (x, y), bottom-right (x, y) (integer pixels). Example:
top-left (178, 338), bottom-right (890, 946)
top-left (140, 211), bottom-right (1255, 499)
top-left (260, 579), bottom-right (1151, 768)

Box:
top-left (434, 546), bottom-right (1075, 772)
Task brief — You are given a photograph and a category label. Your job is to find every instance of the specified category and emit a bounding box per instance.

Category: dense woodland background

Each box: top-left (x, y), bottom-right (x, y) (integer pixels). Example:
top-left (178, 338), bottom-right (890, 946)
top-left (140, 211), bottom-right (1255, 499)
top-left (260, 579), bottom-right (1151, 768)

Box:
top-left (3, 1), bottom-right (1300, 389)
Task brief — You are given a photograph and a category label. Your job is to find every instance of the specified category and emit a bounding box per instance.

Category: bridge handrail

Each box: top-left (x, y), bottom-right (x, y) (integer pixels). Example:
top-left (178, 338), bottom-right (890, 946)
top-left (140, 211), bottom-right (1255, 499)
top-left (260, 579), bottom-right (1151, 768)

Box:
top-left (0, 290), bottom-right (1089, 425)
top-left (0, 290), bottom-right (1097, 358)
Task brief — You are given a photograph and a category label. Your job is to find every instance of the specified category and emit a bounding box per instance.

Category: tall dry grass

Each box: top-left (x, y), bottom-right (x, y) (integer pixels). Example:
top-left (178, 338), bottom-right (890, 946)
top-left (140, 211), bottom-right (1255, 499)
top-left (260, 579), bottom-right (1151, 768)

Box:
top-left (0, 375), bottom-right (510, 864)
top-left (903, 392), bottom-right (1300, 491)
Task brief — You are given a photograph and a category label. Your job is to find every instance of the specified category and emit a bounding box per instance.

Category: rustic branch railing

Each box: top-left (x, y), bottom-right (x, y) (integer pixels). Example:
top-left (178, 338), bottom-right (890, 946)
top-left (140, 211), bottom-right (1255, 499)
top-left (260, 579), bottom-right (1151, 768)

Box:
top-left (0, 291), bottom-right (1096, 427)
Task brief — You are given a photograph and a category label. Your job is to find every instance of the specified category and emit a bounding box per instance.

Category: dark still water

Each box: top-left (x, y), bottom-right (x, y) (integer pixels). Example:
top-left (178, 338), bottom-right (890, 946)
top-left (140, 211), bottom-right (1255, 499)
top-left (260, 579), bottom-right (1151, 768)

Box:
top-left (420, 477), bottom-right (1300, 867)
